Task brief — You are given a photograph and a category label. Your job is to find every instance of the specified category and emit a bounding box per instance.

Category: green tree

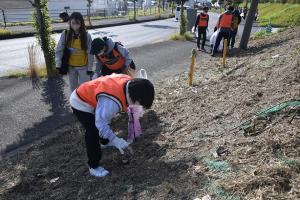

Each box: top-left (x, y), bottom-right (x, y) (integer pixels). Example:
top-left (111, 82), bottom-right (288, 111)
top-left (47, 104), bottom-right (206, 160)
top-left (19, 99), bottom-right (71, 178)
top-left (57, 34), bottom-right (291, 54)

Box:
top-left (176, 0), bottom-right (188, 35)
top-left (30, 0), bottom-right (56, 77)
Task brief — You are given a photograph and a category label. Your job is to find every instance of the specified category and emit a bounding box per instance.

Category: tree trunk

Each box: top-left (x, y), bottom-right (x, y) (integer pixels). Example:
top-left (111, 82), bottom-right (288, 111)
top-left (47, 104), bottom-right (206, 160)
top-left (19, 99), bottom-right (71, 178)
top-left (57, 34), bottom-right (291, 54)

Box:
top-left (133, 0), bottom-right (136, 20)
top-left (88, 6), bottom-right (92, 26)
top-left (239, 0), bottom-right (259, 50)
top-left (179, 0), bottom-right (186, 35)
top-left (124, 0), bottom-right (128, 15)
top-left (158, 0), bottom-right (161, 15)
top-left (33, 0), bottom-right (55, 76)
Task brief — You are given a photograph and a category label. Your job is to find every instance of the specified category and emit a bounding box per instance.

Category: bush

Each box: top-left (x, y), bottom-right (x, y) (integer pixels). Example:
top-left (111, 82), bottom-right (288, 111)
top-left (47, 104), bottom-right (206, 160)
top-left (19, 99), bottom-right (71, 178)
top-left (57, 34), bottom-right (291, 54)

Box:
top-left (0, 29), bottom-right (11, 37)
top-left (5, 67), bottom-right (47, 78)
top-left (170, 32), bottom-right (194, 41)
top-left (251, 29), bottom-right (274, 40)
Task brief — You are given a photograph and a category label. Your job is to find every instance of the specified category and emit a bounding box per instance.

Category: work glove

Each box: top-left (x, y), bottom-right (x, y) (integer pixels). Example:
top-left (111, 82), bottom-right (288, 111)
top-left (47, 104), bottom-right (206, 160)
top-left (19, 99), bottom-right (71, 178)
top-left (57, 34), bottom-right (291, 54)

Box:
top-left (191, 26), bottom-right (196, 33)
top-left (86, 70), bottom-right (94, 75)
top-left (111, 137), bottom-right (129, 154)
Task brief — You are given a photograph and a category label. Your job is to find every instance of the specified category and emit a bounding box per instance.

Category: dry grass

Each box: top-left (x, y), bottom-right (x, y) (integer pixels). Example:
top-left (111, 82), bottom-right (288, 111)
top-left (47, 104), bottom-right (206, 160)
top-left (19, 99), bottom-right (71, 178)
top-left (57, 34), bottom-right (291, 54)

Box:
top-left (5, 45), bottom-right (47, 80)
top-left (0, 28), bottom-right (11, 37)
top-left (170, 32), bottom-right (194, 41)
top-left (27, 44), bottom-right (41, 88)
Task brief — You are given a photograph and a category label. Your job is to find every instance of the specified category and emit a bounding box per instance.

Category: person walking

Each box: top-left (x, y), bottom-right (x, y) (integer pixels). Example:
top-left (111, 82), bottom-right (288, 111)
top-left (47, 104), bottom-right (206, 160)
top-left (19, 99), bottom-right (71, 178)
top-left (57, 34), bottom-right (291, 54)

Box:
top-left (194, 7), bottom-right (209, 51)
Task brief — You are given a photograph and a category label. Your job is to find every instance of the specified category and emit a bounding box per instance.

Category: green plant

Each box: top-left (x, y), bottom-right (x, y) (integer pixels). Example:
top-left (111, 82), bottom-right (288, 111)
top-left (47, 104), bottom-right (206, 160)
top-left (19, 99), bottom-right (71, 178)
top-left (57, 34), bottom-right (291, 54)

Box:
top-left (0, 29), bottom-right (11, 36)
top-left (5, 67), bottom-right (47, 78)
top-left (170, 32), bottom-right (194, 41)
top-left (258, 3), bottom-right (300, 27)
top-left (251, 29), bottom-right (273, 39)
top-left (203, 158), bottom-right (231, 172)
top-left (31, 0), bottom-right (56, 77)
top-left (179, 1), bottom-right (187, 35)
top-left (281, 157), bottom-right (300, 167)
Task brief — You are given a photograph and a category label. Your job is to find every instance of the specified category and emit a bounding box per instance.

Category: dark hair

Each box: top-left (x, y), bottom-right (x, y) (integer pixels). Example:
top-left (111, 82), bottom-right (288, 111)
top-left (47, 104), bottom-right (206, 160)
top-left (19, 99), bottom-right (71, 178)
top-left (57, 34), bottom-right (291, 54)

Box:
top-left (228, 6), bottom-right (234, 11)
top-left (66, 12), bottom-right (87, 50)
top-left (128, 78), bottom-right (155, 109)
top-left (59, 12), bottom-right (69, 22)
top-left (203, 7), bottom-right (209, 11)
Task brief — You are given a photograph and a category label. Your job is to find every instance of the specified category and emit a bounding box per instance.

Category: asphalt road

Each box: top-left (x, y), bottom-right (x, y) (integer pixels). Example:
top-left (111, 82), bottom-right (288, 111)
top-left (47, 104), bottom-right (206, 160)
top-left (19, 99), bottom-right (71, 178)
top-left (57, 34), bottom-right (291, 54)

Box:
top-left (0, 18), bottom-right (180, 76)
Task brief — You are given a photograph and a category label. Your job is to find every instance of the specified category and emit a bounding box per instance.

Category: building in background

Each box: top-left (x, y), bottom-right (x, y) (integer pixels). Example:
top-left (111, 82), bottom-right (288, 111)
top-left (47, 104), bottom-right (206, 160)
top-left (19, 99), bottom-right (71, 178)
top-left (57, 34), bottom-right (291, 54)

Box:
top-left (48, 0), bottom-right (119, 16)
top-left (0, 0), bottom-right (121, 23)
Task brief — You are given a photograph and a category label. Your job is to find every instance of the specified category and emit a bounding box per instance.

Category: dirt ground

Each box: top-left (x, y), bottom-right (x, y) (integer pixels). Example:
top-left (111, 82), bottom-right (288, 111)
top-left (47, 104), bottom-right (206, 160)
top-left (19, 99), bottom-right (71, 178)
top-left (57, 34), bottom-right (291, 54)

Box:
top-left (0, 27), bottom-right (299, 200)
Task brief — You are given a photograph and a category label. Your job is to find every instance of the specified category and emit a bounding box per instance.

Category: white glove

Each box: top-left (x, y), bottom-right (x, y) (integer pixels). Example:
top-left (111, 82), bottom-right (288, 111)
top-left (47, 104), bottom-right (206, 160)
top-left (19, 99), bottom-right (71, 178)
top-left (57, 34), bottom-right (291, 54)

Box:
top-left (111, 137), bottom-right (129, 154)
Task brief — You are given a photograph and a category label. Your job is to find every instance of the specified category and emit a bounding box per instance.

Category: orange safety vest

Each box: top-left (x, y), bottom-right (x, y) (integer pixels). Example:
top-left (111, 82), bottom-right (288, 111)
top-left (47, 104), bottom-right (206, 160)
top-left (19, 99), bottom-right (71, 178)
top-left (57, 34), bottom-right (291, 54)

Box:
top-left (97, 47), bottom-right (126, 71)
top-left (198, 13), bottom-right (209, 27)
top-left (76, 74), bottom-right (132, 111)
top-left (219, 13), bottom-right (233, 29)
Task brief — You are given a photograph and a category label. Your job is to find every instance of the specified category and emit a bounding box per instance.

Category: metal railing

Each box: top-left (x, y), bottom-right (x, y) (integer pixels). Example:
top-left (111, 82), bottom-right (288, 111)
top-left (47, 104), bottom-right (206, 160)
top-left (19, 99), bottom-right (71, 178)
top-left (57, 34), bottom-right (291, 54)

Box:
top-left (0, 5), bottom-right (172, 28)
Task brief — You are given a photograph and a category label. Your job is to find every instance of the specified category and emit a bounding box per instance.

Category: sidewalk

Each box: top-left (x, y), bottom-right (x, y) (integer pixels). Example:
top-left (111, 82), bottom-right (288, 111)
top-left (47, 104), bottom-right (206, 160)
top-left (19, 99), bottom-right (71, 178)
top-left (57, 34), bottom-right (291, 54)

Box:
top-left (2, 13), bottom-right (174, 39)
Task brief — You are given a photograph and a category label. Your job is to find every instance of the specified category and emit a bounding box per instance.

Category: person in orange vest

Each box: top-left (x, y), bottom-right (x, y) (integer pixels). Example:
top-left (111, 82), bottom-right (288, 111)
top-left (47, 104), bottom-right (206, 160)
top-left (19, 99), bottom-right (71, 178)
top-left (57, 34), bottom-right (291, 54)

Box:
top-left (70, 73), bottom-right (155, 177)
top-left (229, 7), bottom-right (242, 48)
top-left (90, 37), bottom-right (136, 77)
top-left (211, 6), bottom-right (234, 56)
top-left (194, 6), bottom-right (209, 51)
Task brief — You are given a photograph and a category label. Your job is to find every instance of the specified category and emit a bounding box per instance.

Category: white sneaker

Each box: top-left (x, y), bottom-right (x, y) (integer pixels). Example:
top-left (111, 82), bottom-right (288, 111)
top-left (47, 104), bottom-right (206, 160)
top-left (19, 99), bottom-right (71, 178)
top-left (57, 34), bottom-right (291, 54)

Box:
top-left (89, 166), bottom-right (109, 177)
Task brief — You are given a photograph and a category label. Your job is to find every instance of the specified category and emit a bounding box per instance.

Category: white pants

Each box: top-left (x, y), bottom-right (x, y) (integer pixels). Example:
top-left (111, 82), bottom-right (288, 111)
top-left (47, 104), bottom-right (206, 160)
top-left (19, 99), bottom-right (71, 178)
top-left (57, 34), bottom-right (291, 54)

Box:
top-left (68, 66), bottom-right (90, 92)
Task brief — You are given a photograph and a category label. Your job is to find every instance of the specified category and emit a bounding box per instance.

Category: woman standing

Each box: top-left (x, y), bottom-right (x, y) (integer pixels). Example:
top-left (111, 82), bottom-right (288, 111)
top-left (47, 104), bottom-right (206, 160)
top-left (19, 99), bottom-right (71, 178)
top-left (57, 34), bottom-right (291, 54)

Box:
top-left (55, 12), bottom-right (94, 92)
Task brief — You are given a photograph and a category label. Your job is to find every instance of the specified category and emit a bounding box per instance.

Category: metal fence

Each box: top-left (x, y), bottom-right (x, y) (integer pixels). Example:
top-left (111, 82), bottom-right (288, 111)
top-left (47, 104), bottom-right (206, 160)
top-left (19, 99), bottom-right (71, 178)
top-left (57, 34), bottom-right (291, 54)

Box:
top-left (0, 8), bottom-right (116, 23)
top-left (0, 5), bottom-right (171, 27)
